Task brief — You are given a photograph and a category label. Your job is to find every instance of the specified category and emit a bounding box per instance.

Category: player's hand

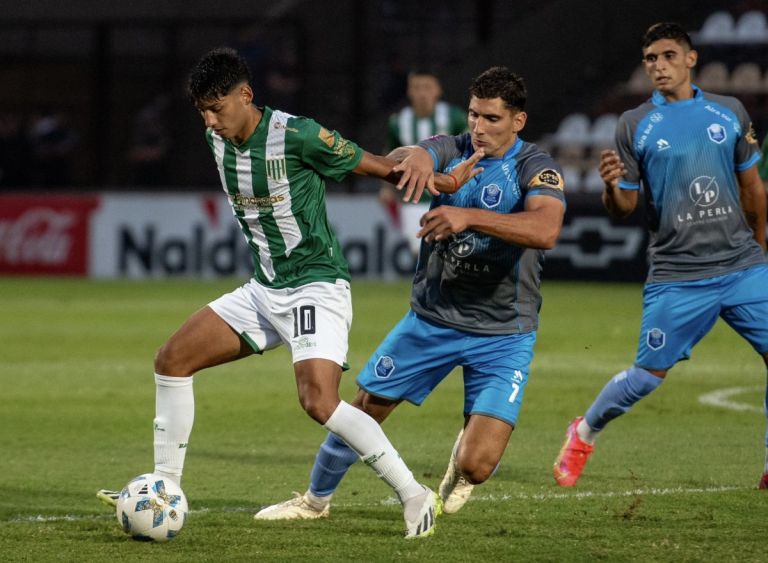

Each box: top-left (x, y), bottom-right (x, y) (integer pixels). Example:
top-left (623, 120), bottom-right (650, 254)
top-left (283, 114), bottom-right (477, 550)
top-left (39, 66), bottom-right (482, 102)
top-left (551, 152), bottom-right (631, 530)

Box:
top-left (439, 149), bottom-right (484, 193)
top-left (417, 206), bottom-right (469, 243)
top-left (392, 147), bottom-right (436, 203)
top-left (598, 150), bottom-right (626, 190)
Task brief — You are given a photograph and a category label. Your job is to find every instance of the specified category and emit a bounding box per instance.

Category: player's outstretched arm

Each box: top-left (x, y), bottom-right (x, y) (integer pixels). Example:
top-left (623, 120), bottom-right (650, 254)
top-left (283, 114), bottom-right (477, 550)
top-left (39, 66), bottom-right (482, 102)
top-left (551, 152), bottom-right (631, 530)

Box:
top-left (737, 165), bottom-right (767, 252)
top-left (354, 150), bottom-right (434, 203)
top-left (391, 146), bottom-right (484, 201)
top-left (599, 149), bottom-right (637, 218)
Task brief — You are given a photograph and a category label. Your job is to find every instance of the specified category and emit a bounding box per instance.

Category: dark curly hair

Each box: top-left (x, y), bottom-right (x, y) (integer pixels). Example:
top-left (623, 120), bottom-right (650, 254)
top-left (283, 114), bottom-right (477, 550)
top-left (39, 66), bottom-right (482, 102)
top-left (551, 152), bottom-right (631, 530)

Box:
top-left (187, 47), bottom-right (252, 104)
top-left (469, 66), bottom-right (527, 112)
top-left (642, 22), bottom-right (693, 50)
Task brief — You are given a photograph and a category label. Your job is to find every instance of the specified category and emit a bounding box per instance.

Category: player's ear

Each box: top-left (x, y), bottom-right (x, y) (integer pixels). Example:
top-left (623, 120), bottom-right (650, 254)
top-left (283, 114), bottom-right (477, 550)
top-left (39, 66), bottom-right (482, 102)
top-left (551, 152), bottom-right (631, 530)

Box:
top-left (240, 85), bottom-right (254, 105)
top-left (512, 111), bottom-right (528, 133)
top-left (685, 49), bottom-right (697, 69)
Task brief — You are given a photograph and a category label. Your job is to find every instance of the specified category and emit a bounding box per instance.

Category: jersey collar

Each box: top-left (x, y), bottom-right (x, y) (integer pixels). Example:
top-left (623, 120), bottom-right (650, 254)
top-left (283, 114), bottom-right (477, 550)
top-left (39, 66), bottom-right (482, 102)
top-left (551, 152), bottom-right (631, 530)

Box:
top-left (651, 85), bottom-right (703, 107)
top-left (480, 136), bottom-right (523, 162)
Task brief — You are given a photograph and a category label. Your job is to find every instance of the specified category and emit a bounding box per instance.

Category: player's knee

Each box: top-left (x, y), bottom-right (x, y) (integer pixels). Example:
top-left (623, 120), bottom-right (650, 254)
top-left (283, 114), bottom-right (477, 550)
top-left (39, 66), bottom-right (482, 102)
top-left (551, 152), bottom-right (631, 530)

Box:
top-left (457, 457), bottom-right (496, 485)
top-left (154, 342), bottom-right (194, 377)
top-left (299, 394), bottom-right (336, 425)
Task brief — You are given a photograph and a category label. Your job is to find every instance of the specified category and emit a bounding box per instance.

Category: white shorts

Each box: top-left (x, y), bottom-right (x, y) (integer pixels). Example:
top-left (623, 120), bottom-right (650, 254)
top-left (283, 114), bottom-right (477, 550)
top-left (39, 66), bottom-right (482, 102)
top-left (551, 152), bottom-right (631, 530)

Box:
top-left (208, 278), bottom-right (352, 367)
top-left (400, 202), bottom-right (430, 255)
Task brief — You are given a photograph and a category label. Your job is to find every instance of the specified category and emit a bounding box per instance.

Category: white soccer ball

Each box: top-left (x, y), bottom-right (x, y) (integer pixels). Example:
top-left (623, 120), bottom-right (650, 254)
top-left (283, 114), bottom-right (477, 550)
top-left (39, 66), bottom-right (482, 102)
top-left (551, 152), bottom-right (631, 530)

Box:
top-left (115, 473), bottom-right (188, 542)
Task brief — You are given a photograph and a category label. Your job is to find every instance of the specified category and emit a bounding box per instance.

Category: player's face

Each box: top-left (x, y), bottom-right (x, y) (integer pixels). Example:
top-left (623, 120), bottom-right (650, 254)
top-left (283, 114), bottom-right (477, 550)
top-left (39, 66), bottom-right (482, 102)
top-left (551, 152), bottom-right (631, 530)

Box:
top-left (467, 96), bottom-right (527, 158)
top-left (196, 83), bottom-right (255, 144)
top-left (407, 75), bottom-right (442, 117)
top-left (642, 38), bottom-right (697, 100)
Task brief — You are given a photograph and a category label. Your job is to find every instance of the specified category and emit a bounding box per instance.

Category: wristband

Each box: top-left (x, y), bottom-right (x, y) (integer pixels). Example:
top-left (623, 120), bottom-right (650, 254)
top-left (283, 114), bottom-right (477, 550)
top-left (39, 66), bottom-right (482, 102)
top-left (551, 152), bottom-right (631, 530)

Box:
top-left (447, 174), bottom-right (458, 191)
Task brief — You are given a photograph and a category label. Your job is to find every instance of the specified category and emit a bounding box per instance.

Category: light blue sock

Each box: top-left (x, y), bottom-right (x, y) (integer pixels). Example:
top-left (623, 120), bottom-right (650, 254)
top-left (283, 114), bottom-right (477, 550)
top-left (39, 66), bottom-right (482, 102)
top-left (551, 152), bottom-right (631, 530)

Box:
top-left (309, 433), bottom-right (360, 497)
top-left (584, 366), bottom-right (663, 431)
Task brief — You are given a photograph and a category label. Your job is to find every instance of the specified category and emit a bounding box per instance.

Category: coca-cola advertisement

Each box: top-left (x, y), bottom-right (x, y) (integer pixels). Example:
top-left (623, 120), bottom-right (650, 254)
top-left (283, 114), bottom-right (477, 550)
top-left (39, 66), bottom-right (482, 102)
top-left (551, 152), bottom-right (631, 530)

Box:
top-left (0, 195), bottom-right (100, 275)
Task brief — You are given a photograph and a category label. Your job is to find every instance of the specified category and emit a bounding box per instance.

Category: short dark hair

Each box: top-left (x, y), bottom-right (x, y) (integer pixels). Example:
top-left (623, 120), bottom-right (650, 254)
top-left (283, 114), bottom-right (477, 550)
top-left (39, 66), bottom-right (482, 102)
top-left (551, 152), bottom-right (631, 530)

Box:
top-left (469, 66), bottom-right (526, 111)
top-left (187, 47), bottom-right (251, 103)
top-left (642, 22), bottom-right (693, 50)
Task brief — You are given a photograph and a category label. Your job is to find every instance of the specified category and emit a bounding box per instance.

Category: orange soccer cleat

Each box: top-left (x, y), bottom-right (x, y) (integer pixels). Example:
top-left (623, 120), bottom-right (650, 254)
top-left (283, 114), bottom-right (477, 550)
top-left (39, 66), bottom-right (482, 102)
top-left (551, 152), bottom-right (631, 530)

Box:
top-left (553, 417), bottom-right (594, 487)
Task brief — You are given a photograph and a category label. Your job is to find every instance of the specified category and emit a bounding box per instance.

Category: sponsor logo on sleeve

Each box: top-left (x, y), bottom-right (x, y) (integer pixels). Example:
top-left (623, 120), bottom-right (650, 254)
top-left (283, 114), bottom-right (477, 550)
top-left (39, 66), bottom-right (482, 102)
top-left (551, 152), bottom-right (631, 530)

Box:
top-left (530, 169), bottom-right (564, 190)
top-left (745, 122), bottom-right (758, 144)
top-left (318, 127), bottom-right (335, 148)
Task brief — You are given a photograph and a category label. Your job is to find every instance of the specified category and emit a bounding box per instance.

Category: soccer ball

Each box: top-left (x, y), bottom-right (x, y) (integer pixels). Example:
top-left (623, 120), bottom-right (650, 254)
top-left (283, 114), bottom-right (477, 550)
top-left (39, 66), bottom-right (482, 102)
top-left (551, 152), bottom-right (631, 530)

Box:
top-left (115, 473), bottom-right (188, 542)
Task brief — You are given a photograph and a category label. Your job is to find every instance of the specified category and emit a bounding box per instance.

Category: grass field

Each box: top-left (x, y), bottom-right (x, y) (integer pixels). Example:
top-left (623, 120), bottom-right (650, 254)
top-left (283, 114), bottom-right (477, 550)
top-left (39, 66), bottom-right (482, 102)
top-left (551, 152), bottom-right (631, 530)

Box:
top-left (1, 277), bottom-right (766, 562)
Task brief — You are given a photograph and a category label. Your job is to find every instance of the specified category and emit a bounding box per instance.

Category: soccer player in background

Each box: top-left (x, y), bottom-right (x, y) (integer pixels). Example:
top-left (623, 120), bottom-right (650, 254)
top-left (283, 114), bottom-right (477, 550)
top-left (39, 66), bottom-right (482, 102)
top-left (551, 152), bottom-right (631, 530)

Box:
top-left (254, 66), bottom-right (566, 521)
top-left (553, 22), bottom-right (768, 488)
top-left (380, 70), bottom-right (467, 255)
top-left (97, 47), bottom-right (483, 539)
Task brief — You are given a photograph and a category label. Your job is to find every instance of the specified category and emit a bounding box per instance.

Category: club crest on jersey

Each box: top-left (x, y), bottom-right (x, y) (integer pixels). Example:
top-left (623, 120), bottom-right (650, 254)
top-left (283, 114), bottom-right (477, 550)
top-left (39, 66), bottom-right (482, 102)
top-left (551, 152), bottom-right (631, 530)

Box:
top-left (480, 184), bottom-right (502, 208)
top-left (374, 356), bottom-right (395, 379)
top-left (650, 112), bottom-right (664, 123)
top-left (266, 157), bottom-right (287, 181)
top-left (706, 123), bottom-right (726, 144)
top-left (646, 328), bottom-right (666, 350)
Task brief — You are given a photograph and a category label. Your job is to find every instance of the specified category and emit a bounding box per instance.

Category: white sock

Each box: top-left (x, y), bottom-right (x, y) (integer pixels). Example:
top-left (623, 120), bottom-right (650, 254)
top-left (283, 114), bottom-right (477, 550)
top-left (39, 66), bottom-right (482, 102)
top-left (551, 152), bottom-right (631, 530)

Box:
top-left (323, 401), bottom-right (423, 503)
top-left (305, 490), bottom-right (331, 509)
top-left (576, 418), bottom-right (600, 445)
top-left (153, 373), bottom-right (194, 485)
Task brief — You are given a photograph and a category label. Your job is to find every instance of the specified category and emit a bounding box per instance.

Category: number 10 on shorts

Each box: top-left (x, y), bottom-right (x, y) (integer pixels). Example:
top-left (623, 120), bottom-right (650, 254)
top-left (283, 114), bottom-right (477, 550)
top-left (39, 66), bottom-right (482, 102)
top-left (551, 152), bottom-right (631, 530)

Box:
top-left (293, 305), bottom-right (316, 337)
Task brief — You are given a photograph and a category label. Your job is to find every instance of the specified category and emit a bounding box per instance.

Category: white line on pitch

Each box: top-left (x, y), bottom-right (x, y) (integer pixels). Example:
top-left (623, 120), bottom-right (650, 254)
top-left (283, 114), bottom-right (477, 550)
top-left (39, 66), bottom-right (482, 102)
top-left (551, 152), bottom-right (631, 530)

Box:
top-left (6, 485), bottom-right (751, 524)
top-left (698, 385), bottom-right (763, 413)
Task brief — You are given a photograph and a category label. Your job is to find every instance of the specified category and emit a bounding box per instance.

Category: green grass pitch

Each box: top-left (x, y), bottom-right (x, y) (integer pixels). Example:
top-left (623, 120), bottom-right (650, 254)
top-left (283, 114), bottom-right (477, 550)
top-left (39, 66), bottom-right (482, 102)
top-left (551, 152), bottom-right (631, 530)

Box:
top-left (1, 277), bottom-right (766, 562)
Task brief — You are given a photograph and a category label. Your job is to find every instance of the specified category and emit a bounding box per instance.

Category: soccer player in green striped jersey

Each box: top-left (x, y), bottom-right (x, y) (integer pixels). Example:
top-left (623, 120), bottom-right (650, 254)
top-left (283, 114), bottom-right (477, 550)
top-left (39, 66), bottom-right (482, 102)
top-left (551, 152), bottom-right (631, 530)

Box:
top-left (97, 47), bottom-right (481, 539)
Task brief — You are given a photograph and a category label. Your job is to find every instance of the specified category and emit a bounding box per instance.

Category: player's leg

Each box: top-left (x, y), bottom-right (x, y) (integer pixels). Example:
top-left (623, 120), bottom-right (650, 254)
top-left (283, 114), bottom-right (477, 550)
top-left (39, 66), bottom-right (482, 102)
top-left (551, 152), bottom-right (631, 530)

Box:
top-left (294, 358), bottom-right (438, 538)
top-left (97, 294), bottom-right (263, 507)
top-left (255, 389), bottom-right (401, 521)
top-left (440, 331), bottom-right (533, 513)
top-left (271, 283), bottom-right (444, 537)
top-left (554, 279), bottom-right (720, 486)
top-left (717, 264), bottom-right (768, 489)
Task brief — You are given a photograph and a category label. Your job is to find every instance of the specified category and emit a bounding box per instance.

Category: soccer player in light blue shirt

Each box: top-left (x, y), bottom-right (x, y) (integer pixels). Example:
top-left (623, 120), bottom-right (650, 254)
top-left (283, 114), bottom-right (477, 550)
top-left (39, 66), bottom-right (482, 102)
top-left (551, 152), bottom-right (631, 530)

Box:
top-left (554, 22), bottom-right (768, 488)
top-left (255, 67), bottom-right (566, 520)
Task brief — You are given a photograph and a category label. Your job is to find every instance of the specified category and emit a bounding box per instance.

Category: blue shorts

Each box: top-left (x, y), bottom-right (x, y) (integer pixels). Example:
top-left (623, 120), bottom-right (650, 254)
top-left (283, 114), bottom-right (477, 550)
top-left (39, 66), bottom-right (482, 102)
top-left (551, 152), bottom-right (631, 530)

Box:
top-left (635, 264), bottom-right (768, 370)
top-left (355, 310), bottom-right (536, 426)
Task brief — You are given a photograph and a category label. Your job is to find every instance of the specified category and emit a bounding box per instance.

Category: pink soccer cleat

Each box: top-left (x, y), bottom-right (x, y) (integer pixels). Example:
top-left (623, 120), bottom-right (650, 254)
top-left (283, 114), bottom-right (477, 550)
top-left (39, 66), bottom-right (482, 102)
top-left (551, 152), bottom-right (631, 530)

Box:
top-left (553, 417), bottom-right (594, 487)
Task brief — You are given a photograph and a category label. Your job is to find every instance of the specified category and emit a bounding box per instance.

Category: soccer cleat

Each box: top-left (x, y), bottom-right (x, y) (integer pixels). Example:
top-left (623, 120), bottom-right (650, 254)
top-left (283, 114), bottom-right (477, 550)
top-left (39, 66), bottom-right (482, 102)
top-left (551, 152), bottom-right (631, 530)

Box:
top-left (253, 492), bottom-right (330, 520)
top-left (553, 416), bottom-right (594, 487)
top-left (438, 443), bottom-right (474, 514)
top-left (404, 488), bottom-right (442, 539)
top-left (96, 489), bottom-right (120, 508)
top-left (759, 473), bottom-right (768, 490)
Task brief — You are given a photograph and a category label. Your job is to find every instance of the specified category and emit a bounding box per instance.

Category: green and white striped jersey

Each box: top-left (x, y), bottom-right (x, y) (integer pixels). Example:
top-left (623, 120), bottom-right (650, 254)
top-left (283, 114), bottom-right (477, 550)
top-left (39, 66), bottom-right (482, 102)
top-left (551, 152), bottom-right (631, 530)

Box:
top-left (386, 101), bottom-right (467, 151)
top-left (206, 106), bottom-right (363, 288)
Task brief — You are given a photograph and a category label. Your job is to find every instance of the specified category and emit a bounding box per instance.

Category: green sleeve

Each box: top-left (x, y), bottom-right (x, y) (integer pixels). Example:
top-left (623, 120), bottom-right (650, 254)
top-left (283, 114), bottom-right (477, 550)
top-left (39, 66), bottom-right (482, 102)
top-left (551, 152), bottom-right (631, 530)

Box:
top-left (758, 135), bottom-right (768, 181)
top-left (296, 117), bottom-right (364, 182)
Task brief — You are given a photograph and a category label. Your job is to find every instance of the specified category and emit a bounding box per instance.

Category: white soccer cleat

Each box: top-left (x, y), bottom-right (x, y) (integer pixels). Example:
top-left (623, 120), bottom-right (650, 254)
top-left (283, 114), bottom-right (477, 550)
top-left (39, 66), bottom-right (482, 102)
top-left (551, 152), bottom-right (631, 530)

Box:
top-left (438, 430), bottom-right (475, 514)
top-left (96, 489), bottom-right (120, 508)
top-left (254, 491), bottom-right (330, 521)
top-left (404, 488), bottom-right (441, 539)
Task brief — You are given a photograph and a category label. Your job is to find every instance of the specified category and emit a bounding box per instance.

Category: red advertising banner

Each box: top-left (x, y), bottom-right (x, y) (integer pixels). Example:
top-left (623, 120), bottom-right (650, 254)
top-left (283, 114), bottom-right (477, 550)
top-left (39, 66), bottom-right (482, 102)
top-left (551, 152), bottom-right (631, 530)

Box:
top-left (0, 194), bottom-right (101, 275)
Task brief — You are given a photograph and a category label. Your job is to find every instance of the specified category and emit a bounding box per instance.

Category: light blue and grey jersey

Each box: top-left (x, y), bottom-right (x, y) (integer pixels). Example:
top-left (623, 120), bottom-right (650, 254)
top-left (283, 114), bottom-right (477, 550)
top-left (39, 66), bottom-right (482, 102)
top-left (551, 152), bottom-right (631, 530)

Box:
top-left (414, 134), bottom-right (566, 335)
top-left (615, 86), bottom-right (764, 282)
